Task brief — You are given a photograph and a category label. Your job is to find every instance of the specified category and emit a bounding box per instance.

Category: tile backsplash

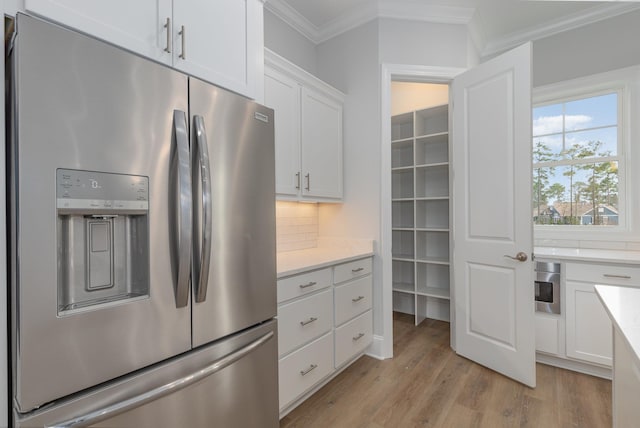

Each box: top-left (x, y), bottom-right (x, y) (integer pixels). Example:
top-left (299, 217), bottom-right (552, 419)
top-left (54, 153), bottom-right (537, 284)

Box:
top-left (276, 201), bottom-right (319, 252)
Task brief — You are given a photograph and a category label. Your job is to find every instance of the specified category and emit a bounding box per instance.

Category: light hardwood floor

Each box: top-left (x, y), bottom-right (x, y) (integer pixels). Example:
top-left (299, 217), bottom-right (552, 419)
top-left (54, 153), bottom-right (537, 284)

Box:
top-left (280, 312), bottom-right (612, 428)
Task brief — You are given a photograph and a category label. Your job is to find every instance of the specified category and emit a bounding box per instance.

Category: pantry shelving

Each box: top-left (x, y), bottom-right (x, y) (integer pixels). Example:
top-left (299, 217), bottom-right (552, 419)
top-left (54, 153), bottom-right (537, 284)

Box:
top-left (391, 104), bottom-right (451, 325)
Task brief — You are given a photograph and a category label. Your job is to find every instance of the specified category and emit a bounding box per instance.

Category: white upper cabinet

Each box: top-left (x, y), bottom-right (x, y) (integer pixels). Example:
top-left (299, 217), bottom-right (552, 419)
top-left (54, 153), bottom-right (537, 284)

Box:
top-left (264, 49), bottom-right (344, 202)
top-left (265, 68), bottom-right (301, 197)
top-left (24, 0), bottom-right (172, 63)
top-left (172, 0), bottom-right (262, 98)
top-left (23, 0), bottom-right (264, 99)
top-left (301, 87), bottom-right (343, 199)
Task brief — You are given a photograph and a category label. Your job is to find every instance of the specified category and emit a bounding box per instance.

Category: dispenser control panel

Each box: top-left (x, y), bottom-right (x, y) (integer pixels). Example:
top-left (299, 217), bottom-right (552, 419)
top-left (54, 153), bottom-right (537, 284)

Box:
top-left (56, 169), bottom-right (149, 214)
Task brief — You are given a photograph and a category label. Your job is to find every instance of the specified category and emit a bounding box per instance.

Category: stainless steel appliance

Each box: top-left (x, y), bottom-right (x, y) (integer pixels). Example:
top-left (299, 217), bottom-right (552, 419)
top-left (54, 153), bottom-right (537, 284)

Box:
top-left (7, 14), bottom-right (277, 427)
top-left (535, 262), bottom-right (561, 315)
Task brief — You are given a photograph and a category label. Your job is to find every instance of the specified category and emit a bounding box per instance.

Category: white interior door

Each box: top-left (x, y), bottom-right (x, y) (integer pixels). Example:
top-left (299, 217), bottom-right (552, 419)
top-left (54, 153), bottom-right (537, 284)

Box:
top-left (452, 43), bottom-right (535, 387)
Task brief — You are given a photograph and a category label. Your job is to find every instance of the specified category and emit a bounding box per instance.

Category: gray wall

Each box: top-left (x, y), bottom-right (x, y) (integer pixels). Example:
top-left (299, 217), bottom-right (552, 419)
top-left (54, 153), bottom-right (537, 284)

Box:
top-left (315, 19), bottom-right (470, 339)
top-left (379, 18), bottom-right (468, 67)
top-left (533, 9), bottom-right (640, 87)
top-left (315, 20), bottom-right (383, 333)
top-left (264, 9), bottom-right (317, 75)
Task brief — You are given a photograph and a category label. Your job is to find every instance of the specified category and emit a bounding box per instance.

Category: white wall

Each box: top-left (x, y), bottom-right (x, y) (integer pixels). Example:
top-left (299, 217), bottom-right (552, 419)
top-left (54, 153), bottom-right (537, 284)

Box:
top-left (314, 20), bottom-right (383, 339)
top-left (264, 9), bottom-right (317, 75)
top-left (533, 9), bottom-right (640, 87)
top-left (379, 18), bottom-right (468, 68)
top-left (313, 18), bottom-right (471, 353)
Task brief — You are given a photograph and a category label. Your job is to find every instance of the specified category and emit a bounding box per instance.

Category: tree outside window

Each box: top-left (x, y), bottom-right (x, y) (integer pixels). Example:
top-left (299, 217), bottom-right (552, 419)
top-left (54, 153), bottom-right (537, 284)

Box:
top-left (532, 93), bottom-right (620, 227)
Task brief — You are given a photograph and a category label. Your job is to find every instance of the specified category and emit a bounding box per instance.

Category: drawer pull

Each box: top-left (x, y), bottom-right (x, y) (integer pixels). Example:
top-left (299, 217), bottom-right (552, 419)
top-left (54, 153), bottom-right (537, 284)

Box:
top-left (352, 267), bottom-right (365, 273)
top-left (299, 281), bottom-right (317, 289)
top-left (300, 317), bottom-right (318, 326)
top-left (352, 295), bottom-right (365, 303)
top-left (603, 274), bottom-right (632, 279)
top-left (352, 333), bottom-right (365, 341)
top-left (300, 364), bottom-right (318, 376)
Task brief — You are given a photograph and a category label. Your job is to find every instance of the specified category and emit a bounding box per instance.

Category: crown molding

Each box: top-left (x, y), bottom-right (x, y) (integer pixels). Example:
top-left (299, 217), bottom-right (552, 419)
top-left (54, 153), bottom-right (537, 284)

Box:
top-left (377, 1), bottom-right (474, 25)
top-left (482, 2), bottom-right (640, 58)
top-left (264, 0), bottom-right (321, 43)
top-left (316, 3), bottom-right (380, 44)
top-left (265, 0), bottom-right (475, 45)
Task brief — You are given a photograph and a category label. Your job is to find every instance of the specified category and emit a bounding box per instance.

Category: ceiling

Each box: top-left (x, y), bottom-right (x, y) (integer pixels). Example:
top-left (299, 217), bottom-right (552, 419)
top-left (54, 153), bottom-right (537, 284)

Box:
top-left (266, 0), bottom-right (640, 56)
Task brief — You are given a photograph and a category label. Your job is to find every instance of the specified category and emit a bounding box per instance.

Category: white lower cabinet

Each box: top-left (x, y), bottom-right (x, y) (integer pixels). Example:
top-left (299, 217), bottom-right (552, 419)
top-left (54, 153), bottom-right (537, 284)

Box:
top-left (335, 310), bottom-right (373, 368)
top-left (277, 289), bottom-right (332, 358)
top-left (278, 332), bottom-right (334, 410)
top-left (565, 280), bottom-right (613, 366)
top-left (277, 256), bottom-right (373, 415)
top-left (334, 276), bottom-right (372, 326)
top-left (564, 262), bottom-right (640, 368)
top-left (535, 314), bottom-right (560, 355)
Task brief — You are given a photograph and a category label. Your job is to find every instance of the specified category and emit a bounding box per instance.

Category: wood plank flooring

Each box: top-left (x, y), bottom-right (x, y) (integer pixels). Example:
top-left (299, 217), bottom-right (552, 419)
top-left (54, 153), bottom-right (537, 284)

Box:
top-left (280, 312), bottom-right (612, 428)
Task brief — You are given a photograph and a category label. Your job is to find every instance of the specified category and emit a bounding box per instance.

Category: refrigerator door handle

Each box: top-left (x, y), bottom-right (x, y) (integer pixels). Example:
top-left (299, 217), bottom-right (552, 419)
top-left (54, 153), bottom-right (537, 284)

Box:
top-left (45, 330), bottom-right (275, 428)
top-left (193, 115), bottom-right (212, 303)
top-left (173, 110), bottom-right (192, 308)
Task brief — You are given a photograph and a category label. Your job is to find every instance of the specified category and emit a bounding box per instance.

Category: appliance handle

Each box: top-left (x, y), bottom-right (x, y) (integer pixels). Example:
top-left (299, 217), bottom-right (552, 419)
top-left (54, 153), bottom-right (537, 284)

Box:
top-left (193, 115), bottom-right (212, 302)
top-left (193, 115), bottom-right (212, 303)
top-left (46, 331), bottom-right (275, 428)
top-left (173, 110), bottom-right (192, 308)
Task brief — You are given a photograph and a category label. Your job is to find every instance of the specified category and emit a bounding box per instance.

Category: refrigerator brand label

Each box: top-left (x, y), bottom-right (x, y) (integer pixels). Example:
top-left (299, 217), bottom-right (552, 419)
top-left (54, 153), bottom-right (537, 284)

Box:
top-left (254, 112), bottom-right (269, 123)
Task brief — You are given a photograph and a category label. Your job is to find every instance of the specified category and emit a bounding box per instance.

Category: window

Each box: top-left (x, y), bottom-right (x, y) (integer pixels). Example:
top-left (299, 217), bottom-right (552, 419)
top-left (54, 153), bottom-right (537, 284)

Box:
top-left (532, 92), bottom-right (622, 227)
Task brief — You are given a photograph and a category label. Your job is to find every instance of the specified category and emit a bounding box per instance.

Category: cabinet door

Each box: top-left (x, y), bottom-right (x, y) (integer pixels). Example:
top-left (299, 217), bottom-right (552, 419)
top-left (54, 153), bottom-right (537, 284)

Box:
top-left (264, 68), bottom-right (301, 197)
top-left (565, 281), bottom-right (612, 366)
top-left (172, 0), bottom-right (262, 99)
top-left (25, 0), bottom-right (172, 64)
top-left (301, 87), bottom-right (343, 200)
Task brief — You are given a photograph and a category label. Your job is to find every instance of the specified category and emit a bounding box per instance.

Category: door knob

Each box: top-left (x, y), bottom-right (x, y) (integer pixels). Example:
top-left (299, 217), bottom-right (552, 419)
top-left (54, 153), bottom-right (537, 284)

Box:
top-left (504, 252), bottom-right (528, 262)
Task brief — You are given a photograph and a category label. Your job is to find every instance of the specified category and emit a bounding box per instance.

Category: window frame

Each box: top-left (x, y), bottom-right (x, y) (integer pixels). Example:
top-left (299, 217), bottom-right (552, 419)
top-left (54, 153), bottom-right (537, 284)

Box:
top-left (532, 66), bottom-right (640, 243)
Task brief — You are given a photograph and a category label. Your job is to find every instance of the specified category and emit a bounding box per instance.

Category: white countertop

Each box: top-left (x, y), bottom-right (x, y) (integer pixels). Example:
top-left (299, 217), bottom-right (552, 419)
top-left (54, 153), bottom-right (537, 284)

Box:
top-left (535, 246), bottom-right (640, 265)
top-left (277, 238), bottom-right (374, 278)
top-left (595, 285), bottom-right (640, 366)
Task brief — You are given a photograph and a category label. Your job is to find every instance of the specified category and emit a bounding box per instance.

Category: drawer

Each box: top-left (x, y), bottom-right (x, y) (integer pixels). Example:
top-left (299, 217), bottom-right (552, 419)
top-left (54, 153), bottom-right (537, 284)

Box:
top-left (277, 267), bottom-right (332, 303)
top-left (334, 310), bottom-right (372, 368)
top-left (277, 288), bottom-right (332, 357)
top-left (279, 332), bottom-right (333, 410)
top-left (565, 263), bottom-right (640, 286)
top-left (334, 257), bottom-right (372, 284)
top-left (334, 276), bottom-right (373, 326)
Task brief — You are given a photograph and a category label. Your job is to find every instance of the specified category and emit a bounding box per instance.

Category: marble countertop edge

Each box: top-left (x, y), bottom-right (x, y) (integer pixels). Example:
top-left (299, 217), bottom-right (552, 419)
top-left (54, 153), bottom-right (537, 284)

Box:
top-left (277, 239), bottom-right (374, 278)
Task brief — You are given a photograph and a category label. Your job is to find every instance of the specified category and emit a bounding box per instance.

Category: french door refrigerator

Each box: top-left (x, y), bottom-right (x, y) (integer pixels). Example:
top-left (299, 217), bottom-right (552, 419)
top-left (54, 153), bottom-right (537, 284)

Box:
top-left (8, 14), bottom-right (278, 427)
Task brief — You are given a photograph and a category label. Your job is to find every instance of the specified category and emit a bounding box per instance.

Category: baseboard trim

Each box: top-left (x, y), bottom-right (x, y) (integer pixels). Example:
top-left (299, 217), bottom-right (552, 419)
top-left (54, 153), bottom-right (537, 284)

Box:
top-left (536, 352), bottom-right (612, 379)
top-left (365, 334), bottom-right (388, 360)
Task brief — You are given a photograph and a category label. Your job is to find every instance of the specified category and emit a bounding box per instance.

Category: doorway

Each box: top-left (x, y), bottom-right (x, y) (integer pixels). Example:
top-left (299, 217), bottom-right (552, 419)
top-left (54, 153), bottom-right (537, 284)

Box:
top-left (390, 81), bottom-right (452, 326)
top-left (380, 65), bottom-right (464, 359)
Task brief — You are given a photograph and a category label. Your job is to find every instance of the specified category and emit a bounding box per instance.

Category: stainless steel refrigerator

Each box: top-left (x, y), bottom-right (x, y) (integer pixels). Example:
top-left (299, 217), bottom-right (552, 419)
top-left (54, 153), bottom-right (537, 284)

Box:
top-left (7, 14), bottom-right (278, 427)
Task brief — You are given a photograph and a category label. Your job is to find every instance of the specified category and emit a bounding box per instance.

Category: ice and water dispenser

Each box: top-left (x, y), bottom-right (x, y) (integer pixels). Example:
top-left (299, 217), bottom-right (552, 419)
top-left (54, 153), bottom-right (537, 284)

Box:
top-left (56, 169), bottom-right (150, 313)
